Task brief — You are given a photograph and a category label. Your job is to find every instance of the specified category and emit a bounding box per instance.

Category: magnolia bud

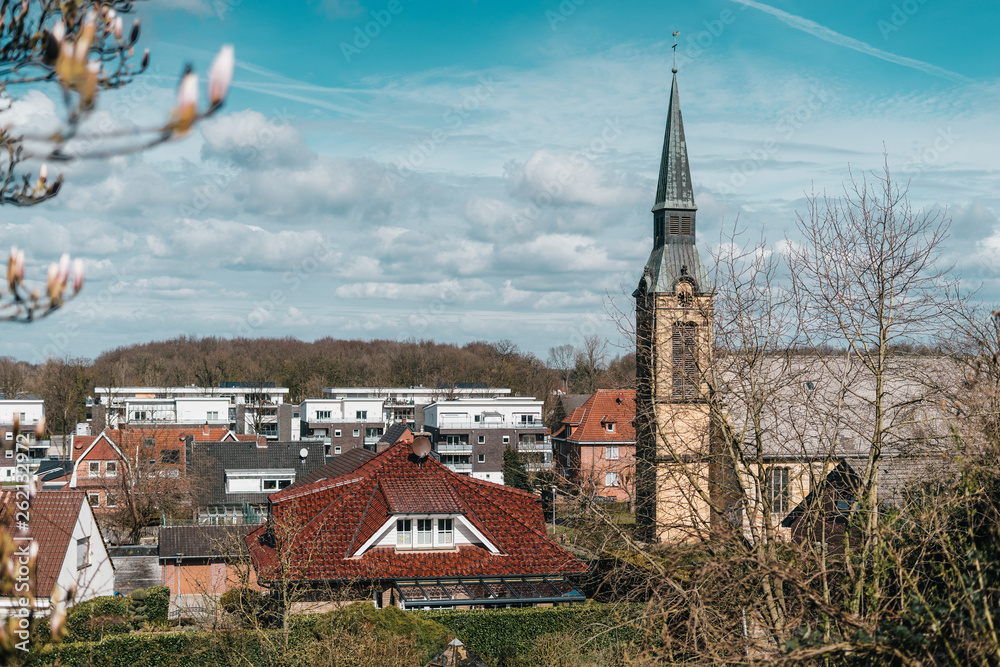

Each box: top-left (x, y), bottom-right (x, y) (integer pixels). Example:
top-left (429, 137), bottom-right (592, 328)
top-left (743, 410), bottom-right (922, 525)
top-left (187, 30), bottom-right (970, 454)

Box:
top-left (208, 45), bottom-right (234, 107)
top-left (114, 16), bottom-right (123, 41)
top-left (72, 258), bottom-right (85, 295)
top-left (130, 18), bottom-right (140, 45)
top-left (141, 48), bottom-right (150, 70)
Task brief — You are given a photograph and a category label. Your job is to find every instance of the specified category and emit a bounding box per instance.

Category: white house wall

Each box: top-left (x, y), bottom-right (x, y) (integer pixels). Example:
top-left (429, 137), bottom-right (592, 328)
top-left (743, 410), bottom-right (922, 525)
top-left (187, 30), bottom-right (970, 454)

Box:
top-left (56, 501), bottom-right (115, 604)
top-left (0, 400), bottom-right (45, 425)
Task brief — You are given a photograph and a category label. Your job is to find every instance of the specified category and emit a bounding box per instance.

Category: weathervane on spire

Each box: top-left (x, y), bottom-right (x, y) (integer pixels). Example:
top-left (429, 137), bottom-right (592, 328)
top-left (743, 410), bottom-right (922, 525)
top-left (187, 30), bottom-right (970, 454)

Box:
top-left (672, 31), bottom-right (680, 73)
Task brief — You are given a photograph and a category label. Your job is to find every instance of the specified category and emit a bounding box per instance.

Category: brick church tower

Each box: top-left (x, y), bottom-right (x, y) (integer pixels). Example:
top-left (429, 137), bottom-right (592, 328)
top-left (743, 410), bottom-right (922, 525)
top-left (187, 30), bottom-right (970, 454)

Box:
top-left (635, 68), bottom-right (718, 542)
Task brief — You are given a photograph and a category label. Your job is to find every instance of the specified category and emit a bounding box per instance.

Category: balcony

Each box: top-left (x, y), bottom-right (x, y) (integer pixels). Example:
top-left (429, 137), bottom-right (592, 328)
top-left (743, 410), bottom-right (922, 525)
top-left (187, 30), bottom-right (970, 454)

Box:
top-left (517, 440), bottom-right (552, 452)
top-left (364, 436), bottom-right (380, 447)
top-left (436, 442), bottom-right (473, 454)
top-left (526, 461), bottom-right (553, 472)
top-left (444, 462), bottom-right (473, 473)
top-left (434, 420), bottom-right (544, 430)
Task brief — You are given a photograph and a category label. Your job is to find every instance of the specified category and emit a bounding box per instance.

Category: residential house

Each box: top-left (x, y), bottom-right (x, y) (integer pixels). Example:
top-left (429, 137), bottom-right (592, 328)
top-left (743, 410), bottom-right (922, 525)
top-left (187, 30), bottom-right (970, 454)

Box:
top-left (160, 525), bottom-right (257, 614)
top-left (187, 439), bottom-right (326, 524)
top-left (424, 397), bottom-right (550, 484)
top-left (0, 398), bottom-right (46, 458)
top-left (246, 438), bottom-right (587, 610)
top-left (299, 397), bottom-right (385, 455)
top-left (92, 383), bottom-right (293, 440)
top-left (551, 390), bottom-right (636, 502)
top-left (0, 490), bottom-right (114, 611)
top-left (323, 384), bottom-right (512, 430)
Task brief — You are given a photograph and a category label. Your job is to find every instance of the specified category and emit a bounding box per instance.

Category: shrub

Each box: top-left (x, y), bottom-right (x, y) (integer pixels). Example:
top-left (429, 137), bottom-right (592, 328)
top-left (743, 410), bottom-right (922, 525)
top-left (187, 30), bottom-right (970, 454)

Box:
top-left (133, 586), bottom-right (170, 625)
top-left (64, 596), bottom-right (130, 642)
top-left (219, 587), bottom-right (281, 628)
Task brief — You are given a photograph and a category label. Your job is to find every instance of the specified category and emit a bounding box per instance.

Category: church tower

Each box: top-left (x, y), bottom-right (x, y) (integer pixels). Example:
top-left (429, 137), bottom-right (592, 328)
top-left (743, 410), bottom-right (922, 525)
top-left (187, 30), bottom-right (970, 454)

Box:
top-left (635, 68), bottom-right (716, 542)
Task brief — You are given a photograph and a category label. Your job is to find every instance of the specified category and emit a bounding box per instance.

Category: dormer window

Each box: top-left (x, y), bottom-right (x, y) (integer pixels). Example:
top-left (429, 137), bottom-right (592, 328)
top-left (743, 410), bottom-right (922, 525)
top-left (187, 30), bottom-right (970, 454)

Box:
top-left (394, 517), bottom-right (458, 551)
top-left (605, 422), bottom-right (615, 433)
top-left (396, 519), bottom-right (412, 547)
top-left (437, 519), bottom-right (454, 545)
top-left (416, 519), bottom-right (433, 547)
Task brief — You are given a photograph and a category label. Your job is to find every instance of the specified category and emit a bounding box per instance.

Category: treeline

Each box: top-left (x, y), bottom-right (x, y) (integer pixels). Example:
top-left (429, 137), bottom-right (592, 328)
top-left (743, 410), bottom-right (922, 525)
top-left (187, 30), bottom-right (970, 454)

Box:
top-left (0, 336), bottom-right (635, 437)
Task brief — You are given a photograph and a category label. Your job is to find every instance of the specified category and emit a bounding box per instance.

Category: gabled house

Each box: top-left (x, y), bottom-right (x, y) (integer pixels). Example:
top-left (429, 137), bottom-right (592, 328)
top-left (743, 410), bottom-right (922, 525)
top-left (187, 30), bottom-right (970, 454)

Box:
top-left (552, 390), bottom-right (637, 502)
top-left (0, 490), bottom-right (114, 611)
top-left (247, 439), bottom-right (587, 610)
top-left (187, 440), bottom-right (326, 524)
top-left (160, 525), bottom-right (258, 614)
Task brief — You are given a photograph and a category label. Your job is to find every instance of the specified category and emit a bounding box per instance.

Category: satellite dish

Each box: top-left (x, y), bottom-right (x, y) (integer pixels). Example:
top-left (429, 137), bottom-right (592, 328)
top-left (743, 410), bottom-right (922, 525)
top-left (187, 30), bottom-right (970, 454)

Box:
top-left (299, 447), bottom-right (308, 458)
top-left (410, 436), bottom-right (432, 460)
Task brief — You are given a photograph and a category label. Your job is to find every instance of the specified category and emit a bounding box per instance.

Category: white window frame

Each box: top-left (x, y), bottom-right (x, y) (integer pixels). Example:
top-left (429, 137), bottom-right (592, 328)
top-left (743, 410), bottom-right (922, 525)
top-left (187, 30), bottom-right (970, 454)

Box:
top-left (396, 519), bottom-right (412, 547)
top-left (502, 436), bottom-right (510, 444)
top-left (605, 422), bottom-right (615, 433)
top-left (76, 537), bottom-right (90, 569)
top-left (356, 410), bottom-right (367, 420)
top-left (605, 446), bottom-right (619, 460)
top-left (416, 519), bottom-right (433, 547)
top-left (605, 472), bottom-right (619, 487)
top-left (334, 445), bottom-right (342, 455)
top-left (316, 410), bottom-right (332, 420)
top-left (88, 461), bottom-right (100, 477)
top-left (87, 492), bottom-right (100, 507)
top-left (334, 429), bottom-right (341, 437)
top-left (437, 518), bottom-right (454, 546)
top-left (105, 461), bottom-right (117, 477)
top-left (478, 454), bottom-right (485, 463)
top-left (477, 435), bottom-right (485, 444)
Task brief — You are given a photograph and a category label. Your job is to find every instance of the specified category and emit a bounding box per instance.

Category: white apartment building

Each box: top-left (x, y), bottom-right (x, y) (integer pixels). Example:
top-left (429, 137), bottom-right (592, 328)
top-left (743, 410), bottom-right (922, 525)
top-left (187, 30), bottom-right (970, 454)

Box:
top-left (93, 384), bottom-right (290, 439)
top-left (0, 398), bottom-right (46, 453)
top-left (299, 397), bottom-right (386, 453)
top-left (323, 385), bottom-right (512, 426)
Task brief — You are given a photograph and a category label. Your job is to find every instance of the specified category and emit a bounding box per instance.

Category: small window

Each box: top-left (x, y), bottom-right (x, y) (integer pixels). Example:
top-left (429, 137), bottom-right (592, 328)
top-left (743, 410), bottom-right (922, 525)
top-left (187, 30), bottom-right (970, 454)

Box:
top-left (477, 435), bottom-right (485, 444)
top-left (605, 472), bottom-right (619, 487)
top-left (87, 492), bottom-right (100, 507)
top-left (3, 433), bottom-right (10, 441)
top-left (4, 450), bottom-right (11, 458)
top-left (316, 411), bottom-right (332, 420)
top-left (474, 415), bottom-right (481, 423)
top-left (334, 446), bottom-right (342, 455)
top-left (502, 436), bottom-right (510, 444)
top-left (478, 454), bottom-right (485, 463)
top-left (293, 412), bottom-right (299, 419)
top-left (605, 422), bottom-right (615, 433)
top-left (397, 519), bottom-right (412, 547)
top-left (334, 430), bottom-right (341, 437)
top-left (437, 518), bottom-right (454, 546)
top-left (89, 461), bottom-right (100, 477)
top-left (606, 446), bottom-right (619, 460)
top-left (356, 410), bottom-right (367, 420)
top-left (106, 493), bottom-right (117, 508)
top-left (416, 519), bottom-right (433, 547)
top-left (353, 429), bottom-right (360, 437)
top-left (142, 436), bottom-right (155, 447)
top-left (76, 537), bottom-right (90, 569)
top-left (263, 479), bottom-right (277, 490)
top-left (106, 461), bottom-right (117, 477)
top-left (160, 450), bottom-right (181, 464)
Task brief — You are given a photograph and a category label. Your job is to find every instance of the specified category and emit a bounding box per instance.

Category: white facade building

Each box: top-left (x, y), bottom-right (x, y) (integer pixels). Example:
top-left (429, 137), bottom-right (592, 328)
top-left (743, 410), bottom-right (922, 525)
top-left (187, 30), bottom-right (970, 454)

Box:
top-left (423, 397), bottom-right (544, 430)
top-left (93, 385), bottom-right (289, 438)
top-left (323, 386), bottom-right (512, 426)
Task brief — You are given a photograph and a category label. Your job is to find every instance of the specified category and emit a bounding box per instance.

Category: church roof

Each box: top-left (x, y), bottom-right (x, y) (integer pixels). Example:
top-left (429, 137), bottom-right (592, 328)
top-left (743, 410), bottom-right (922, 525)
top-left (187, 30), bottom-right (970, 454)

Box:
top-left (641, 242), bottom-right (713, 295)
top-left (653, 72), bottom-right (697, 212)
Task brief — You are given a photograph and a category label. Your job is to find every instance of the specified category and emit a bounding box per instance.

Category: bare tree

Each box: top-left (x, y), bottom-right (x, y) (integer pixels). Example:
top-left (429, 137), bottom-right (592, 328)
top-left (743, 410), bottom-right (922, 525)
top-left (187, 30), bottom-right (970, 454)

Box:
top-left (548, 344), bottom-right (576, 391)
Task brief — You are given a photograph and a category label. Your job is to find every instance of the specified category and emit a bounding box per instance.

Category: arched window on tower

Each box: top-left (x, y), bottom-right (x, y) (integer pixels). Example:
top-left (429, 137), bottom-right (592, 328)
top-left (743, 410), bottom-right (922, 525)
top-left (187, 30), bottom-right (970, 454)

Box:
top-left (672, 322), bottom-right (699, 401)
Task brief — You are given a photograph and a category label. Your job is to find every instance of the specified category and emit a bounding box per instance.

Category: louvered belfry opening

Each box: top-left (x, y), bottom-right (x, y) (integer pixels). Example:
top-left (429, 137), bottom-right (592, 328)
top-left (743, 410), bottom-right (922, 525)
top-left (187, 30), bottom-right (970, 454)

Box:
top-left (671, 322), bottom-right (699, 401)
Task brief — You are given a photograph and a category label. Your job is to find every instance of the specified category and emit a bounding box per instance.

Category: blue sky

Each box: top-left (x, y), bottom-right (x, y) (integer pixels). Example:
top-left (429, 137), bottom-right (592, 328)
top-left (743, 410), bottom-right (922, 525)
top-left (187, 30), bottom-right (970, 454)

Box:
top-left (3, 0), bottom-right (998, 364)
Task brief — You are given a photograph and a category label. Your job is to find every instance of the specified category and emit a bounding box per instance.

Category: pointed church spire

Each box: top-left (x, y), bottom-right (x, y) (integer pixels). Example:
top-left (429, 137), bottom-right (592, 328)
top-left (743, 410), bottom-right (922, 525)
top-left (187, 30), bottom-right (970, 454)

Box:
top-left (652, 71), bottom-right (697, 213)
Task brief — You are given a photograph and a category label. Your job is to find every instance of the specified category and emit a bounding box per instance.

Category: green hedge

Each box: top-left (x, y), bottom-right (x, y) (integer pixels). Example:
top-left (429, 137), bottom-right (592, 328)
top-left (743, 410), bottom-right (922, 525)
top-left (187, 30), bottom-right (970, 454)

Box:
top-left (417, 603), bottom-right (643, 665)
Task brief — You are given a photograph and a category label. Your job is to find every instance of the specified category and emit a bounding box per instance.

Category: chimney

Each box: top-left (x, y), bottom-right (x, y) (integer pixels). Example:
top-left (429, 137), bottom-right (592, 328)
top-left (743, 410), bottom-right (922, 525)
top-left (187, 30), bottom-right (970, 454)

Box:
top-left (202, 423), bottom-right (210, 436)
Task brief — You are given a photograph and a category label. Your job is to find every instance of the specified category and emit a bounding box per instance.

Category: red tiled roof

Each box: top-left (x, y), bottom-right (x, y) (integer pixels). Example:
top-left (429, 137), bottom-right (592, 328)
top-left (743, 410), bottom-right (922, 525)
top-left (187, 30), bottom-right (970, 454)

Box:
top-left (555, 390), bottom-right (636, 444)
top-left (0, 490), bottom-right (86, 598)
top-left (248, 442), bottom-right (587, 582)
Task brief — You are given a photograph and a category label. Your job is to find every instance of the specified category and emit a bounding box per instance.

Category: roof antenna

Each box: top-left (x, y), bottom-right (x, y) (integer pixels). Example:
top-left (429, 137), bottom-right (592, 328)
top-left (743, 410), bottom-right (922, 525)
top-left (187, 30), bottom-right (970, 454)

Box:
top-left (672, 31), bottom-right (680, 73)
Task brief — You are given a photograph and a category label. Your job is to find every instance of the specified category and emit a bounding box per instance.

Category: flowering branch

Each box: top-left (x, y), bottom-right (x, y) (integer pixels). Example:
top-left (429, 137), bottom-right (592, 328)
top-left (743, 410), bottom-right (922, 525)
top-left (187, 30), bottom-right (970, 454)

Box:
top-left (1, 246), bottom-right (84, 322)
